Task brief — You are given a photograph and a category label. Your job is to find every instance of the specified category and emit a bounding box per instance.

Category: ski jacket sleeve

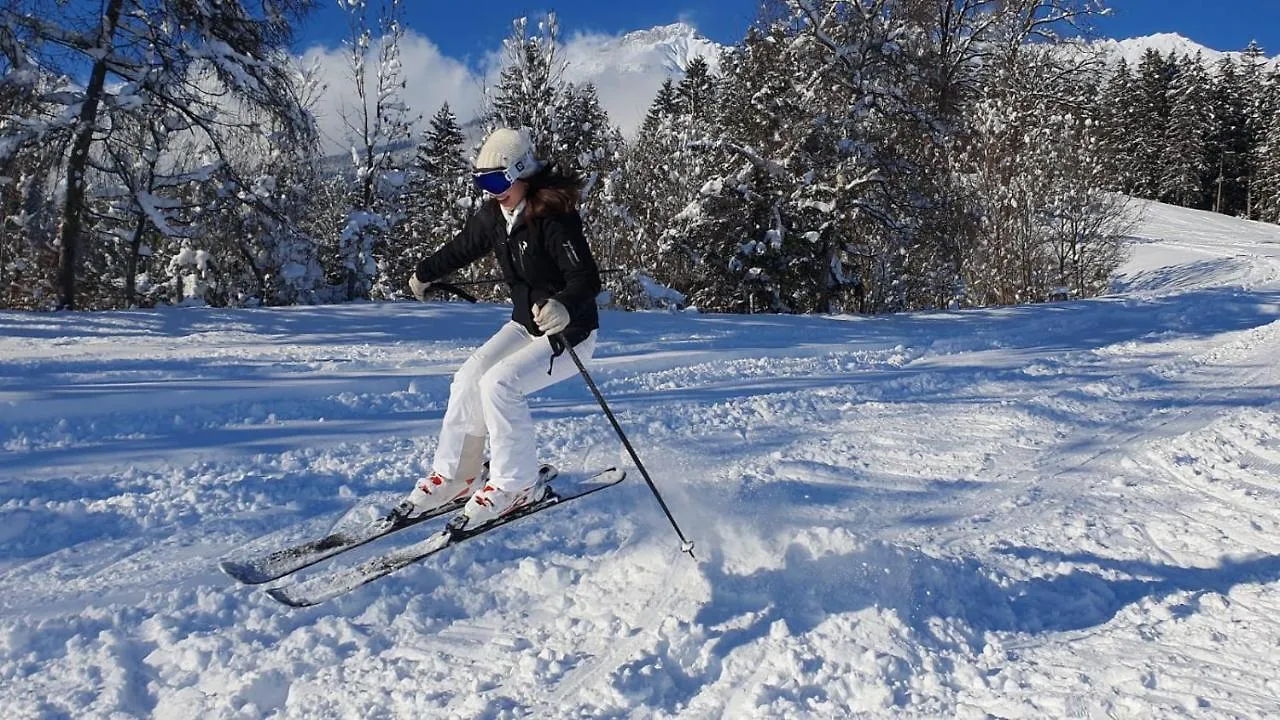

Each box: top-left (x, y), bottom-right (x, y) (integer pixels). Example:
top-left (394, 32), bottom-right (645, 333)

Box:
top-left (413, 211), bottom-right (491, 283)
top-left (542, 211), bottom-right (601, 310)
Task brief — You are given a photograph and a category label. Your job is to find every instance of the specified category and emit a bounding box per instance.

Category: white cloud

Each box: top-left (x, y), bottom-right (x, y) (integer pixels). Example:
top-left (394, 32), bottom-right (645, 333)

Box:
top-left (298, 31), bottom-right (486, 157)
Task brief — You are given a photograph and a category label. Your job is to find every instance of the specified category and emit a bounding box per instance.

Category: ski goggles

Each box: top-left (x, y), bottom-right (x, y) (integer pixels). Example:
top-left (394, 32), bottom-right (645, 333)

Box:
top-left (472, 150), bottom-right (537, 195)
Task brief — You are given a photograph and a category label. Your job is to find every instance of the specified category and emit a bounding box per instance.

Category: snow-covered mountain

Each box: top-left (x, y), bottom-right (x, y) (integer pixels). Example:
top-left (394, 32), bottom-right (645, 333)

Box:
top-left (561, 22), bottom-right (725, 136)
top-left (1094, 32), bottom-right (1280, 68)
top-left (564, 22), bottom-right (723, 79)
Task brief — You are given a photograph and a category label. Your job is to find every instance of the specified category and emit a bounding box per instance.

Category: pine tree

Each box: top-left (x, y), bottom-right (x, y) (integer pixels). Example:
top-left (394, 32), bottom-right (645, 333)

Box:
top-left (1131, 49), bottom-right (1177, 199)
top-left (555, 82), bottom-right (622, 193)
top-left (640, 79), bottom-right (679, 138)
top-left (1161, 53), bottom-right (1214, 208)
top-left (489, 15), bottom-right (563, 160)
top-left (1095, 59), bottom-right (1141, 193)
top-left (654, 53), bottom-right (734, 308)
top-left (1240, 41), bottom-right (1271, 218)
top-left (400, 103), bottom-right (480, 297)
top-left (1255, 71), bottom-right (1280, 223)
top-left (1209, 56), bottom-right (1251, 215)
top-left (667, 31), bottom-right (789, 313)
top-left (675, 57), bottom-right (717, 122)
top-left (555, 82), bottom-right (626, 269)
top-left (418, 104), bottom-right (469, 182)
top-left (613, 79), bottom-right (686, 285)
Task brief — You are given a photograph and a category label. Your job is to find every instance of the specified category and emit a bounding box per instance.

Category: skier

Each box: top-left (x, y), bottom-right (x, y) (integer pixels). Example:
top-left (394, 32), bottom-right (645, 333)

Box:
top-left (398, 127), bottom-right (602, 528)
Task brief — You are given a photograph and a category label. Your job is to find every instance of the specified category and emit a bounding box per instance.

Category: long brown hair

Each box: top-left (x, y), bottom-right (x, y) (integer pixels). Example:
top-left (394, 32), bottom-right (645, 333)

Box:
top-left (524, 165), bottom-right (583, 219)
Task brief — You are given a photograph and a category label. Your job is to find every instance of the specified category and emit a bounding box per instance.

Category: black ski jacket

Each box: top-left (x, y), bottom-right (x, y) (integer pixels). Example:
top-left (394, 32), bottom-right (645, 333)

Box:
top-left (413, 198), bottom-right (601, 347)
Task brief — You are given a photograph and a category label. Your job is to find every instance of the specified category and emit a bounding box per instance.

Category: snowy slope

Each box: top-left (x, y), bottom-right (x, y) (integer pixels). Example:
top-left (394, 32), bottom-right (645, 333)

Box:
top-left (2, 199), bottom-right (1280, 718)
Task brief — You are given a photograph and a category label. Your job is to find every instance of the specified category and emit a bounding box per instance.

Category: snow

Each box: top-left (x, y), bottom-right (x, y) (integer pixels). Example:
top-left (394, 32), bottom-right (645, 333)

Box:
top-left (3, 198), bottom-right (1280, 717)
top-left (635, 273), bottom-right (687, 309)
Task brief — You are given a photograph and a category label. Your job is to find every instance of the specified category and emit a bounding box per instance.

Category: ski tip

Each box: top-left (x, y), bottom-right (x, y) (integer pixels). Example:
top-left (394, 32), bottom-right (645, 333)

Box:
top-left (593, 467), bottom-right (625, 483)
top-left (265, 586), bottom-right (317, 608)
top-left (219, 560), bottom-right (269, 586)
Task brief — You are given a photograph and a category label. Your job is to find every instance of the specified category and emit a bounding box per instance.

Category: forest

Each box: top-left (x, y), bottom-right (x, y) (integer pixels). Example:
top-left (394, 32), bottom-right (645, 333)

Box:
top-left (1, 0), bottom-right (1276, 314)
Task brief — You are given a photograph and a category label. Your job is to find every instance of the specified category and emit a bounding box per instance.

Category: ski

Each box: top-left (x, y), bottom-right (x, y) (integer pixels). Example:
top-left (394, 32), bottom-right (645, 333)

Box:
top-left (221, 465), bottom-right (557, 585)
top-left (219, 498), bottom-right (467, 585)
top-left (265, 467), bottom-right (625, 608)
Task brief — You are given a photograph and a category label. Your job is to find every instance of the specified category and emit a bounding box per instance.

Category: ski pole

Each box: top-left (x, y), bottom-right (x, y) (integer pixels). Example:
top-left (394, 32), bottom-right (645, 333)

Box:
top-left (559, 337), bottom-right (696, 560)
top-left (447, 268), bottom-right (626, 289)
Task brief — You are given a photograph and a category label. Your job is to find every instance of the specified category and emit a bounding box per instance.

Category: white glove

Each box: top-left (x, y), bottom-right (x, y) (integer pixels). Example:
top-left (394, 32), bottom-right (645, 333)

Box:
top-left (534, 299), bottom-right (570, 335)
top-left (408, 273), bottom-right (432, 301)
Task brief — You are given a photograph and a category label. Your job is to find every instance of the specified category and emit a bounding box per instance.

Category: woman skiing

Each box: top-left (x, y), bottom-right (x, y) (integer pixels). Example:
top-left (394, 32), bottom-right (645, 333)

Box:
top-left (398, 127), bottom-right (602, 528)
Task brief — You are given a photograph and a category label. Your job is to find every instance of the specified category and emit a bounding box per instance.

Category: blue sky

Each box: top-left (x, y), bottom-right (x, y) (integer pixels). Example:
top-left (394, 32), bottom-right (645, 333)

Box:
top-left (1096, 0), bottom-right (1278, 54)
top-left (293, 1), bottom-right (1279, 60)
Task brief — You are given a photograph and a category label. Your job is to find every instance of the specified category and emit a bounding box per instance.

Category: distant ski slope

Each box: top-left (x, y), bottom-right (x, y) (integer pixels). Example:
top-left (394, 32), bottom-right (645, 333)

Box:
top-left (1, 199), bottom-right (1278, 718)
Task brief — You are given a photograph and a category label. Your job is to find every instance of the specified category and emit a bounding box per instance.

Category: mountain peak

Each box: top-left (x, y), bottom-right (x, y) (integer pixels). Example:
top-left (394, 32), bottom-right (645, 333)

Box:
top-left (1096, 33), bottom-right (1279, 68)
top-left (559, 22), bottom-right (725, 136)
top-left (619, 22), bottom-right (701, 44)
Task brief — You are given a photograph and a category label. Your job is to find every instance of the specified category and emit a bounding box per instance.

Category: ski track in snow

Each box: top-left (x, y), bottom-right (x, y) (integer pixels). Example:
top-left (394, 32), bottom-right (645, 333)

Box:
top-left (2, 200), bottom-right (1280, 718)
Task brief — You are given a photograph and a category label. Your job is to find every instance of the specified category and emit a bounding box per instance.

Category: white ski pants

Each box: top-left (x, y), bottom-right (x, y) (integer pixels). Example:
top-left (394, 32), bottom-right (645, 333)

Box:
top-left (432, 321), bottom-right (596, 490)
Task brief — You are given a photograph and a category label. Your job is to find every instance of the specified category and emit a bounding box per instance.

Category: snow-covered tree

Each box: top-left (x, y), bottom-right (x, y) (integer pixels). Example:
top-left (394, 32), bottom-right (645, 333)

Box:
top-left (1161, 54), bottom-right (1213, 208)
top-left (88, 108), bottom-right (214, 307)
top-left (1094, 59), bottom-right (1140, 193)
top-left (940, 2), bottom-right (1124, 305)
top-left (198, 103), bottom-right (329, 307)
top-left (1256, 72), bottom-right (1280, 223)
top-left (400, 103), bottom-right (482, 297)
top-left (1208, 56), bottom-right (1252, 216)
top-left (557, 82), bottom-right (626, 273)
top-left (615, 0), bottom-right (1120, 313)
top-left (489, 15), bottom-right (564, 160)
top-left (1131, 49), bottom-right (1177, 199)
top-left (485, 15), bottom-right (626, 292)
top-left (1240, 41), bottom-right (1272, 218)
top-left (557, 83), bottom-right (623, 193)
top-left (0, 0), bottom-right (317, 309)
top-left (330, 0), bottom-right (418, 301)
top-left (600, 80), bottom-right (683, 290)
top-left (649, 54), bottom-right (731, 307)
top-left (0, 56), bottom-right (66, 308)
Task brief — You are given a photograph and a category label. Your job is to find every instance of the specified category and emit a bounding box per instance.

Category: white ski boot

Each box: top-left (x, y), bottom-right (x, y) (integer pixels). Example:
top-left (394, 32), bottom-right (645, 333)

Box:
top-left (394, 469), bottom-right (480, 521)
top-left (459, 465), bottom-right (554, 528)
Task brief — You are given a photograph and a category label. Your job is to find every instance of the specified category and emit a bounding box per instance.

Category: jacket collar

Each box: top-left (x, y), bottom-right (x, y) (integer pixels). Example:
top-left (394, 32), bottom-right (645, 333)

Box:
top-left (500, 199), bottom-right (527, 234)
top-left (484, 197), bottom-right (530, 235)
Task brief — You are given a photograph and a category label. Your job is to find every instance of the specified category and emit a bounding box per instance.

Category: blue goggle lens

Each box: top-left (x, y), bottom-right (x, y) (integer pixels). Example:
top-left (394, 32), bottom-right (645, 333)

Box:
top-left (473, 169), bottom-right (513, 195)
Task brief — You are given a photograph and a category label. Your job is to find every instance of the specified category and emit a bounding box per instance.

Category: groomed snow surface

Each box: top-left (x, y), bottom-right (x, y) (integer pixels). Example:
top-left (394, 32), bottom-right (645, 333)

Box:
top-left (3, 199), bottom-right (1280, 719)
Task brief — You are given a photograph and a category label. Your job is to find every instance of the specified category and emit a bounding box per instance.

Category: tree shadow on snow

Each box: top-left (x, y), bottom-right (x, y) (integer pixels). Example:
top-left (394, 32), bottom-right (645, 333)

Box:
top-left (991, 546), bottom-right (1280, 633)
top-left (675, 540), bottom-right (1280, 700)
